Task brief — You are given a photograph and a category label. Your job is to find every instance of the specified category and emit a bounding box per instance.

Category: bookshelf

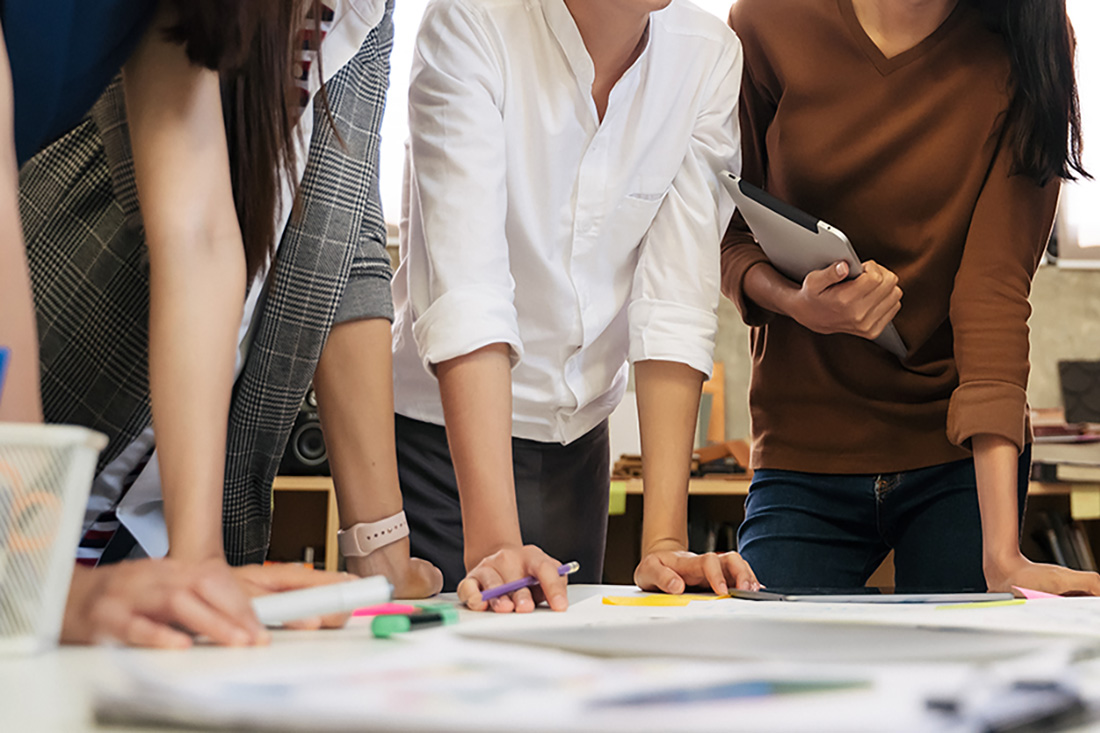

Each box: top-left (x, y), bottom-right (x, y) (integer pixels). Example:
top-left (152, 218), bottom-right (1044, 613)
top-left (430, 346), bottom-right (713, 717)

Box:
top-left (271, 475), bottom-right (1100, 573)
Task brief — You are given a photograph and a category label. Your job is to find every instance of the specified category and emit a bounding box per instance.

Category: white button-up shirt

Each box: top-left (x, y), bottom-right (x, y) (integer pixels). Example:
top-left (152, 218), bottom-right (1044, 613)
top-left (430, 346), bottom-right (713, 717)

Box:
top-left (392, 0), bottom-right (742, 445)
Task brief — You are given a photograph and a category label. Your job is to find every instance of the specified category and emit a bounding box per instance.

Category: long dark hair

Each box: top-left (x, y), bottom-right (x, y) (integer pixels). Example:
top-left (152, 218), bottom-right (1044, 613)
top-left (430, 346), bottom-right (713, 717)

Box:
top-left (973, 0), bottom-right (1088, 186)
top-left (166, 0), bottom-right (330, 281)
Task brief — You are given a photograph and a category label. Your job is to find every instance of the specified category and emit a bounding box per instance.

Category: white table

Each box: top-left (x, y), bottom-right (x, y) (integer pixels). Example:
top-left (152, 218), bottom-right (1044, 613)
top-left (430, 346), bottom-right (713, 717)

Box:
top-left (3, 585), bottom-right (611, 733)
top-left (7, 585), bottom-right (1100, 732)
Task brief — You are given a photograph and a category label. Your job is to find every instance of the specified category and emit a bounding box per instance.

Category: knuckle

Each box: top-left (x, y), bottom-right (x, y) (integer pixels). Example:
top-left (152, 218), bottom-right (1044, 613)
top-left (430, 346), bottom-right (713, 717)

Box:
top-left (167, 588), bottom-right (191, 614)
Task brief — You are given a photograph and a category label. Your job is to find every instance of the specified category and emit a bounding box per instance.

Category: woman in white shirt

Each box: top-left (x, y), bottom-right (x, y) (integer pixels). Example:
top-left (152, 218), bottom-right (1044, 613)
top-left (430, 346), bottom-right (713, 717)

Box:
top-left (393, 0), bottom-right (758, 610)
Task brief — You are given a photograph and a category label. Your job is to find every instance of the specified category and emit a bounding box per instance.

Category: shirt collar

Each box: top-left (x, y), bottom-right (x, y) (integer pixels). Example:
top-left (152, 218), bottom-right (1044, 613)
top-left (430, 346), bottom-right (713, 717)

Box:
top-left (541, 0), bottom-right (596, 88)
top-left (540, 0), bottom-right (657, 114)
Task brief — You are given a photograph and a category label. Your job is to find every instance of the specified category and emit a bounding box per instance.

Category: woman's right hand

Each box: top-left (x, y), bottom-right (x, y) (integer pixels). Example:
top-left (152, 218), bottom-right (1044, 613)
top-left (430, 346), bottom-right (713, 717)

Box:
top-left (456, 544), bottom-right (569, 613)
top-left (790, 260), bottom-right (902, 341)
top-left (62, 559), bottom-right (270, 649)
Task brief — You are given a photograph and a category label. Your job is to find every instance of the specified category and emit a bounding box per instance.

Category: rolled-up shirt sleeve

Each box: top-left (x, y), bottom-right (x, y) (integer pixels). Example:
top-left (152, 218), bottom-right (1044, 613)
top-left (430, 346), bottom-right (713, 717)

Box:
top-left (627, 40), bottom-right (742, 378)
top-left (404, 0), bottom-right (522, 370)
top-left (946, 131), bottom-right (1060, 452)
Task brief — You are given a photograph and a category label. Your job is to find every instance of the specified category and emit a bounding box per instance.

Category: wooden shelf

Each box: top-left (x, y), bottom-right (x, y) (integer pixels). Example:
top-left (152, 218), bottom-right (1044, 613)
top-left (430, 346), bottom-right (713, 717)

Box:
top-left (613, 476), bottom-right (750, 496)
top-left (272, 475), bottom-right (340, 572)
top-left (612, 476), bottom-right (1098, 509)
top-left (271, 475), bottom-right (1100, 572)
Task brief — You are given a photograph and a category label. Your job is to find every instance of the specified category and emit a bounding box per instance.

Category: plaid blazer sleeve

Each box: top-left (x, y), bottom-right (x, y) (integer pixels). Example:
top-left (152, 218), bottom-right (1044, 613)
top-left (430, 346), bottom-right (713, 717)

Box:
top-left (332, 125), bottom-right (394, 325)
top-left (18, 79), bottom-right (152, 473)
top-left (221, 7), bottom-right (395, 564)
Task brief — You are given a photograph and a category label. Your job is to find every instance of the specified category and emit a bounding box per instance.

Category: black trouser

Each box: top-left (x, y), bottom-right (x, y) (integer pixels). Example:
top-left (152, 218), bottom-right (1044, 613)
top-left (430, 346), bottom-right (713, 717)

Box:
top-left (395, 414), bottom-right (610, 592)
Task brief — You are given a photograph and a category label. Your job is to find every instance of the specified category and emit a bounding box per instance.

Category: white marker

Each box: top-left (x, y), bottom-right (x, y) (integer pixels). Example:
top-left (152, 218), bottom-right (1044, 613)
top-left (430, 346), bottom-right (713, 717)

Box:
top-left (252, 574), bottom-right (393, 627)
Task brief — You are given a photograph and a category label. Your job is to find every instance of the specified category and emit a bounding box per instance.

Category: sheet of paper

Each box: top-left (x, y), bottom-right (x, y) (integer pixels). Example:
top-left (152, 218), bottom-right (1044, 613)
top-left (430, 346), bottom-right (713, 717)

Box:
top-left (93, 636), bottom-right (971, 733)
top-left (462, 615), bottom-right (1092, 665)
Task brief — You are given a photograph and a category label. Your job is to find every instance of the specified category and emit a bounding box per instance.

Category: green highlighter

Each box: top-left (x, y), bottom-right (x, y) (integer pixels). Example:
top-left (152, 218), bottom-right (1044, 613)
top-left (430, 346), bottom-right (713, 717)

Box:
top-left (371, 605), bottom-right (459, 638)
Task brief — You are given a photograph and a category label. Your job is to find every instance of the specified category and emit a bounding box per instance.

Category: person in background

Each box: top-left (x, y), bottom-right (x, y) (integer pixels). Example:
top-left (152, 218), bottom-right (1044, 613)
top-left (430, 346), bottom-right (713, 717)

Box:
top-left (722, 0), bottom-right (1100, 595)
top-left (392, 0), bottom-right (758, 612)
top-left (5, 0), bottom-right (438, 648)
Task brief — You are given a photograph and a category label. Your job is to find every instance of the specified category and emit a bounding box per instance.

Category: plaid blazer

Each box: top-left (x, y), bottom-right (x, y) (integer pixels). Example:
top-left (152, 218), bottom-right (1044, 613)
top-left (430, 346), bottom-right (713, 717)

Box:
top-left (19, 8), bottom-right (395, 565)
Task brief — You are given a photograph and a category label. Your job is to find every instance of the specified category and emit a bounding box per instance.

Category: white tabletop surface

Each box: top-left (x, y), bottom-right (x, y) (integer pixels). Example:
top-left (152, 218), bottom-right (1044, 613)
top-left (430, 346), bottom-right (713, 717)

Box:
top-left (8, 584), bottom-right (1100, 732)
top-left (2, 585), bottom-right (616, 733)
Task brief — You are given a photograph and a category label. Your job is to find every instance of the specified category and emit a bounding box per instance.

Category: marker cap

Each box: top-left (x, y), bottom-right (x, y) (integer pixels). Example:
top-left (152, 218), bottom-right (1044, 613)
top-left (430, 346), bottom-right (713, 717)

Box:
top-left (371, 607), bottom-right (459, 638)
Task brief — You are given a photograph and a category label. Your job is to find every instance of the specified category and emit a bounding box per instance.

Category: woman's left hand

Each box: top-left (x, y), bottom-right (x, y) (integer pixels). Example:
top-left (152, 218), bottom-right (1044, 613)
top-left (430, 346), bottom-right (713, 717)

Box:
top-left (343, 540), bottom-right (444, 600)
top-left (634, 541), bottom-right (760, 595)
top-left (985, 552), bottom-right (1100, 596)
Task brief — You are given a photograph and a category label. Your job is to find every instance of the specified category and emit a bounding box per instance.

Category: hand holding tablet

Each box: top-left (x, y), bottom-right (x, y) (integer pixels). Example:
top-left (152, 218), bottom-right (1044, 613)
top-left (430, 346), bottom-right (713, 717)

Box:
top-left (722, 173), bottom-right (908, 359)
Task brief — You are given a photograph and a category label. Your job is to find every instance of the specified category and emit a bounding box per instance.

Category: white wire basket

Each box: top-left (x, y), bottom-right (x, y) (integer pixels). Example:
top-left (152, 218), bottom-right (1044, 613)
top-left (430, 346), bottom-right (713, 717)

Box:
top-left (0, 424), bottom-right (106, 654)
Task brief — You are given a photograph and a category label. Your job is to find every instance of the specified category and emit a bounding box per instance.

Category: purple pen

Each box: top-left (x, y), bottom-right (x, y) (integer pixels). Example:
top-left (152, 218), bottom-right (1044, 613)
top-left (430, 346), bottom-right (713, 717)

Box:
top-left (0, 348), bottom-right (9, 405)
top-left (480, 561), bottom-right (581, 602)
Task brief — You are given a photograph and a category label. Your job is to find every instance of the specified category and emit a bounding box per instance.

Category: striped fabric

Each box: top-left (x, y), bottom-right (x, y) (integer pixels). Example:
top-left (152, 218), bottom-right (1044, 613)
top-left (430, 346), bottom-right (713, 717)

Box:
top-left (76, 446), bottom-right (153, 566)
top-left (296, 3), bottom-right (336, 108)
top-left (19, 3), bottom-right (395, 565)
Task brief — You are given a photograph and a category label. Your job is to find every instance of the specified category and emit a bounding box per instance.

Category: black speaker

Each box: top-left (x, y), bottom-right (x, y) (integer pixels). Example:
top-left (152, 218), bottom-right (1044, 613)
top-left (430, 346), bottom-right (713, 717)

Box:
top-left (279, 387), bottom-right (330, 475)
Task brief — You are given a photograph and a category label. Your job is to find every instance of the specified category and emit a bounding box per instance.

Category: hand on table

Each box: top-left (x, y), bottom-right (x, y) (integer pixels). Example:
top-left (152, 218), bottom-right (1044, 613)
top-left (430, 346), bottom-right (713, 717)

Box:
top-left (62, 558), bottom-right (369, 648)
top-left (456, 544), bottom-right (569, 613)
top-left (985, 552), bottom-right (1100, 596)
top-left (344, 538), bottom-right (444, 599)
top-left (791, 260), bottom-right (902, 341)
top-left (231, 563), bottom-right (358, 630)
top-left (63, 558), bottom-right (268, 649)
top-left (634, 542), bottom-right (760, 596)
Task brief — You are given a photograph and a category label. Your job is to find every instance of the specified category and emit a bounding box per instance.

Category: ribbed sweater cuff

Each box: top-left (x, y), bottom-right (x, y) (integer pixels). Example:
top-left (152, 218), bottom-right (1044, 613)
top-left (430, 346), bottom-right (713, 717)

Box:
top-left (946, 380), bottom-right (1029, 452)
top-left (721, 243), bottom-right (774, 327)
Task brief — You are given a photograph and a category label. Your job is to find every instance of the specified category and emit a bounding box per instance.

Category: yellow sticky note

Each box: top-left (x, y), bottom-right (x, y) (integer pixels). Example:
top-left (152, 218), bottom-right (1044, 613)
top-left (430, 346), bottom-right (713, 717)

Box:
top-left (936, 599), bottom-right (1026, 611)
top-left (602, 593), bottom-right (730, 607)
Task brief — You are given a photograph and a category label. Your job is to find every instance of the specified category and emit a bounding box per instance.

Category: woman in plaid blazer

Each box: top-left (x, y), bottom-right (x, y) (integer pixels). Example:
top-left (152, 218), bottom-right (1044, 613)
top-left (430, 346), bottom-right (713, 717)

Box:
top-left (10, 0), bottom-right (440, 647)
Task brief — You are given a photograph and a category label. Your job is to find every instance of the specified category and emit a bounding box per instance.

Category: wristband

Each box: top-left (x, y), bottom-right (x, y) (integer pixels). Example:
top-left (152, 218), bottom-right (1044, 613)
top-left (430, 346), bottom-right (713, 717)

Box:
top-left (338, 511), bottom-right (409, 558)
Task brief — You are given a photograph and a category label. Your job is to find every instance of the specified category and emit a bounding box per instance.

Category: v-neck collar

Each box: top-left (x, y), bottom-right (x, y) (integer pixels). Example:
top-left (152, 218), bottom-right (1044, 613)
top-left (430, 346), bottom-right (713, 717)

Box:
top-left (838, 0), bottom-right (965, 76)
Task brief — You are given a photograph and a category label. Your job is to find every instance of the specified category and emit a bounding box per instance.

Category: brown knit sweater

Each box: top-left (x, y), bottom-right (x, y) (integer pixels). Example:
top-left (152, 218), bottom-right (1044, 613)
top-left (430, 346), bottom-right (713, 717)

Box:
top-left (721, 0), bottom-right (1060, 473)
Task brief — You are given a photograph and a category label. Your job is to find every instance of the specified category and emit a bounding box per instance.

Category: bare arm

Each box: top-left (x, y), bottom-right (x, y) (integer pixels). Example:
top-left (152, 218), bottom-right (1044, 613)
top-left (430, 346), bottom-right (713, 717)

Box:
top-left (976, 434), bottom-right (1100, 594)
top-left (635, 360), bottom-right (700, 558)
top-left (0, 26), bottom-right (42, 422)
top-left (438, 344), bottom-right (520, 562)
top-left (123, 3), bottom-right (245, 560)
top-left (632, 360), bottom-right (756, 595)
top-left (441, 345), bottom-right (568, 613)
top-left (312, 318), bottom-right (442, 597)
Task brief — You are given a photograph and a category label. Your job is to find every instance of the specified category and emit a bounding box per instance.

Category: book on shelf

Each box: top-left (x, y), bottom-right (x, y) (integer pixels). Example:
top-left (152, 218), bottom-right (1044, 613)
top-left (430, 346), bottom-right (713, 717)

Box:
top-left (1031, 440), bottom-right (1100, 483)
top-left (1031, 509), bottom-right (1096, 572)
top-left (1053, 463), bottom-right (1100, 483)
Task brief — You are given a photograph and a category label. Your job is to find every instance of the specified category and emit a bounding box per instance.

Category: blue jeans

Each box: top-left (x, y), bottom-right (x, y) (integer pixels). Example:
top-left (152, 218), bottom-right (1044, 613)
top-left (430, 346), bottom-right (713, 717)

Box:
top-left (737, 447), bottom-right (1031, 591)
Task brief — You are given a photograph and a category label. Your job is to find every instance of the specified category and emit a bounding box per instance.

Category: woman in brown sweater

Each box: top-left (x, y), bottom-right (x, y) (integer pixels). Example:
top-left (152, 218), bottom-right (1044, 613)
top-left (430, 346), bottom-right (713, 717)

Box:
top-left (722, 0), bottom-right (1098, 595)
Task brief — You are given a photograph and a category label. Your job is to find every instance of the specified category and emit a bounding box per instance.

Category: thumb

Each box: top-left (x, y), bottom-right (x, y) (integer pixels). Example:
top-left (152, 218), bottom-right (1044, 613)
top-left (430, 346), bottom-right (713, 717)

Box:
top-left (408, 558), bottom-right (445, 598)
top-left (638, 558), bottom-right (686, 595)
top-left (805, 260), bottom-right (849, 294)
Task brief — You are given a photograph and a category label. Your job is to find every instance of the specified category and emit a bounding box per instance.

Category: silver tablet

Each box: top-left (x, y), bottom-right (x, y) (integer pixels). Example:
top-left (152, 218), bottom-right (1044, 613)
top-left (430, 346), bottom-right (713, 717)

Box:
top-left (727, 588), bottom-right (1015, 604)
top-left (723, 172), bottom-right (907, 359)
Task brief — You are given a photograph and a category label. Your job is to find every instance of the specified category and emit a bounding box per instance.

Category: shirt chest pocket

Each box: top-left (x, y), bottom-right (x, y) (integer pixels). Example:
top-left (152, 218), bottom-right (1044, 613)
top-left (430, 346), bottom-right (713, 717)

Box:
top-left (624, 174), bottom-right (671, 203)
top-left (608, 174), bottom-right (669, 251)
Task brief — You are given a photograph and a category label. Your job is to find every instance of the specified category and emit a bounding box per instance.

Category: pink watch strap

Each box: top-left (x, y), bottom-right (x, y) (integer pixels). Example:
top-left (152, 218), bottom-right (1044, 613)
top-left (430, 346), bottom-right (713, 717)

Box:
top-left (337, 511), bottom-right (409, 558)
